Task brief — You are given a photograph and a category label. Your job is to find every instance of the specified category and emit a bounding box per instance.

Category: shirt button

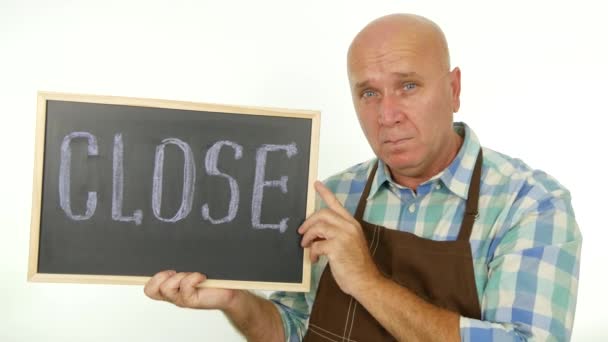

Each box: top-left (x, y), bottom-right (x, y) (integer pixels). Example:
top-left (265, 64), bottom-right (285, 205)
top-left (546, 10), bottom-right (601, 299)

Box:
top-left (435, 184), bottom-right (442, 190)
top-left (408, 203), bottom-right (416, 213)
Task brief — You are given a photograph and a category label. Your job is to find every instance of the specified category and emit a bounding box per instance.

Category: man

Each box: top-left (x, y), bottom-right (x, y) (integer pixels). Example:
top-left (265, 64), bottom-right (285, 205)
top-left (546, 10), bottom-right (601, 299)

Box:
top-left (144, 13), bottom-right (581, 341)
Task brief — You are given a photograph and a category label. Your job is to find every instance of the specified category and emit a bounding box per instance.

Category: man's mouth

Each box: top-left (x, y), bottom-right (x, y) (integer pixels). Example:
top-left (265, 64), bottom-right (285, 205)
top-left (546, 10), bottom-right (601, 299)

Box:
top-left (384, 137), bottom-right (412, 145)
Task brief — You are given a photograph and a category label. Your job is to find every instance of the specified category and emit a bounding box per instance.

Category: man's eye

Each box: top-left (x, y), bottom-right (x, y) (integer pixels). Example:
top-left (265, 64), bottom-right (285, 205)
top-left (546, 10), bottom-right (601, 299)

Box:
top-left (403, 82), bottom-right (417, 90)
top-left (362, 90), bottom-right (377, 98)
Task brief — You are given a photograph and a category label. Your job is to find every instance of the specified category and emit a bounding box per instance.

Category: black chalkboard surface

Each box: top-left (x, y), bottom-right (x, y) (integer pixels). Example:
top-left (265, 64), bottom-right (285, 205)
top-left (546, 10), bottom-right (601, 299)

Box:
top-left (28, 92), bottom-right (319, 291)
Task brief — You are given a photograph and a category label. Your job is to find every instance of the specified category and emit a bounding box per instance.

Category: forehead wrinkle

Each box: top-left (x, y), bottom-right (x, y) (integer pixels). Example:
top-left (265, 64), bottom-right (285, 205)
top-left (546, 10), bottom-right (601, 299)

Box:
top-left (350, 47), bottom-right (420, 70)
top-left (353, 72), bottom-right (420, 91)
top-left (348, 46), bottom-right (430, 89)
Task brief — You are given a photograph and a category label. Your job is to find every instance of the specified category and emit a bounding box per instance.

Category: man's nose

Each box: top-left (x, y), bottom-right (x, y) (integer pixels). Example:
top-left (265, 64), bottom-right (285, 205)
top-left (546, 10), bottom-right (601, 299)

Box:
top-left (378, 93), bottom-right (403, 126)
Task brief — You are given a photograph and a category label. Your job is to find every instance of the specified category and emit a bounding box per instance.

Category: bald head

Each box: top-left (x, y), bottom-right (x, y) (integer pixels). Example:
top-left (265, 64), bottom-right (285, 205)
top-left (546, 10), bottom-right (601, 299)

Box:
top-left (347, 14), bottom-right (451, 78)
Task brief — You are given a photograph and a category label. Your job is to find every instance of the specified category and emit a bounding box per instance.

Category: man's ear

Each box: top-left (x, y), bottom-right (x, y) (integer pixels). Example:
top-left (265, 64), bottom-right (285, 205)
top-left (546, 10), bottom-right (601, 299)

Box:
top-left (450, 67), bottom-right (462, 113)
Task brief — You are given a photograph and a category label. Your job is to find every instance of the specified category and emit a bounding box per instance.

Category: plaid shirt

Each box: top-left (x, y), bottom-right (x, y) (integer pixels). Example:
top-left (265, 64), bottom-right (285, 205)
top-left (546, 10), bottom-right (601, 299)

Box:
top-left (270, 122), bottom-right (581, 341)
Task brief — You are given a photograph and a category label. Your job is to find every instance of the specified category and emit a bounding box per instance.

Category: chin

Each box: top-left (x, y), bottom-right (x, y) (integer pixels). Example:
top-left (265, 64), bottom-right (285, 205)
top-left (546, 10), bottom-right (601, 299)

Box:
top-left (382, 153), bottom-right (421, 172)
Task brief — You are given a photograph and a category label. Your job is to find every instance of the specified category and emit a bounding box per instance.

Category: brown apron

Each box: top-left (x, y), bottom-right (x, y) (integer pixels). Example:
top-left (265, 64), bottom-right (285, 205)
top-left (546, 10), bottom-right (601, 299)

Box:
top-left (304, 150), bottom-right (483, 342)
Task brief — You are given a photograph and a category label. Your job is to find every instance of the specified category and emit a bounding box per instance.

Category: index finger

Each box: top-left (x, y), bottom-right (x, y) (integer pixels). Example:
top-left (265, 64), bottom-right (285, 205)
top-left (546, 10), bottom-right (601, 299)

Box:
top-left (314, 181), bottom-right (353, 221)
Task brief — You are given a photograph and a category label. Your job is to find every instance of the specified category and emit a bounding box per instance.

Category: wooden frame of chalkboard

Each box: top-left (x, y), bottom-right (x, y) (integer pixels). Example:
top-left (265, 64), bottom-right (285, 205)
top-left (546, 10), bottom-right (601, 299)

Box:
top-left (28, 91), bottom-right (319, 292)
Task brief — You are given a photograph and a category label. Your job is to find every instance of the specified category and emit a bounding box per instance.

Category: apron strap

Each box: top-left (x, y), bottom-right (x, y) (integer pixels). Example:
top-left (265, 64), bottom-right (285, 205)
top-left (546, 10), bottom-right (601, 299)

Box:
top-left (457, 149), bottom-right (483, 241)
top-left (354, 161), bottom-right (379, 221)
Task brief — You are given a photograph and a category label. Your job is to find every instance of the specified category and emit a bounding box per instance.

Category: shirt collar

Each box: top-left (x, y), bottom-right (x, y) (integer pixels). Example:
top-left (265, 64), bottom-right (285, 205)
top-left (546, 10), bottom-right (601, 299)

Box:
top-left (368, 122), bottom-right (481, 200)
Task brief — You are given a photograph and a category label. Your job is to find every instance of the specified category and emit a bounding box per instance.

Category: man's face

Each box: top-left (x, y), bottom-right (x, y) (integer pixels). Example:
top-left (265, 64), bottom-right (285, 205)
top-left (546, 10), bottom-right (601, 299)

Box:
top-left (348, 34), bottom-right (460, 179)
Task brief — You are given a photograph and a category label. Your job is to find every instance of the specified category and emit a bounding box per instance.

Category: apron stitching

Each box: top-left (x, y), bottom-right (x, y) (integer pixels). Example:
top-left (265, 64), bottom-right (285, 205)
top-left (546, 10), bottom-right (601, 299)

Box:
top-left (371, 225), bottom-right (381, 255)
top-left (347, 304), bottom-right (359, 340)
top-left (308, 325), bottom-right (343, 342)
top-left (342, 293), bottom-right (354, 341)
top-left (347, 225), bottom-right (381, 340)
top-left (309, 323), bottom-right (360, 342)
top-left (342, 205), bottom-right (376, 341)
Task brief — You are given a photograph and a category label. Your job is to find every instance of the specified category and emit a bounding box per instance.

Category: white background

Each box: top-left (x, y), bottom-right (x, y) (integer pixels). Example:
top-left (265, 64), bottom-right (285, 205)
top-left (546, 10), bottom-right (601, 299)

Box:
top-left (1, 0), bottom-right (605, 340)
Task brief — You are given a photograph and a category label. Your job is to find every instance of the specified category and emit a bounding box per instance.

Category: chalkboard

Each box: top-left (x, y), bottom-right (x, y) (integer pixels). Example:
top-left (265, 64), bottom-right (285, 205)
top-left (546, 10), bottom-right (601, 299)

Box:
top-left (28, 92), bottom-right (319, 292)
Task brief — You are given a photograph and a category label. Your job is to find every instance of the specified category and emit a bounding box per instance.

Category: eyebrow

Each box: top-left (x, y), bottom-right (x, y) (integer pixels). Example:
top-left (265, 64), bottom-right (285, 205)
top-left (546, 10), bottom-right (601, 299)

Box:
top-left (353, 72), bottom-right (421, 91)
